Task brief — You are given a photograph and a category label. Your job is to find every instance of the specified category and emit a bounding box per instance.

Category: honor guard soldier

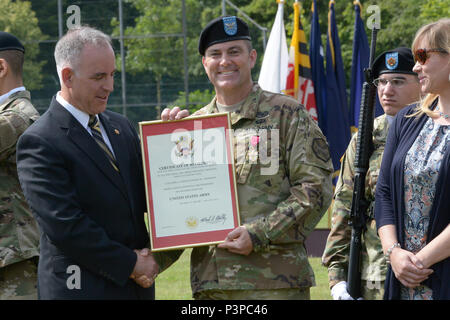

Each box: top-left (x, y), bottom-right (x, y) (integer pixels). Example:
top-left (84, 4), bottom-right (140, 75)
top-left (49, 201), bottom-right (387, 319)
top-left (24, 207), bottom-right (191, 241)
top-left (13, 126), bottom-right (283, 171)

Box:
top-left (322, 47), bottom-right (421, 299)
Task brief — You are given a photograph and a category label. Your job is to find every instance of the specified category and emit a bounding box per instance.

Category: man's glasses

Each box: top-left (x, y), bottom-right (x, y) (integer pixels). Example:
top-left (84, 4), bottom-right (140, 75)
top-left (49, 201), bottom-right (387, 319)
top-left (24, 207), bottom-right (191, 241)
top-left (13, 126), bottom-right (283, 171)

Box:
top-left (373, 78), bottom-right (408, 88)
top-left (413, 48), bottom-right (447, 64)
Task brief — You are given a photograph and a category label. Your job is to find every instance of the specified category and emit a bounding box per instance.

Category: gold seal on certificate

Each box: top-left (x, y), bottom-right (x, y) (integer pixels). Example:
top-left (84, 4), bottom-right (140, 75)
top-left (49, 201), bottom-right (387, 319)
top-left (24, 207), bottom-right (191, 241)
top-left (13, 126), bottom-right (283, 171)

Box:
top-left (139, 113), bottom-right (240, 251)
top-left (185, 216), bottom-right (198, 229)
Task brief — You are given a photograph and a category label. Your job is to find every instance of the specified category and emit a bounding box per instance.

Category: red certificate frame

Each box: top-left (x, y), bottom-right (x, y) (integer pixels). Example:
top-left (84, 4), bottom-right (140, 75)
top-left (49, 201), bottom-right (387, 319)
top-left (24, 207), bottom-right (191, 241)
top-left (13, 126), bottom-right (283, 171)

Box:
top-left (139, 113), bottom-right (240, 251)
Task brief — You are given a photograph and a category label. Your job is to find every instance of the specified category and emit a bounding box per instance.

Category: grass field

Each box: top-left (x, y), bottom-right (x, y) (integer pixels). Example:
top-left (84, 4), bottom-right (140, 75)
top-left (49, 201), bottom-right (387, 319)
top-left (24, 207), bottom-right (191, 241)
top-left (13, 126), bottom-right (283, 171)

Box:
top-left (317, 208), bottom-right (332, 229)
top-left (155, 248), bottom-right (332, 300)
top-left (155, 211), bottom-right (332, 300)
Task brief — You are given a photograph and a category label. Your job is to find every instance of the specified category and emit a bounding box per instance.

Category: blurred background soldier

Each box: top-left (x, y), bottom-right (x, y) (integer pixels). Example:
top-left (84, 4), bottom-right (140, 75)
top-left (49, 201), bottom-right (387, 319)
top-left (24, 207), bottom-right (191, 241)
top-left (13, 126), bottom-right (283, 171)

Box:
top-left (322, 47), bottom-right (422, 299)
top-left (0, 31), bottom-right (40, 299)
top-left (191, 16), bottom-right (333, 300)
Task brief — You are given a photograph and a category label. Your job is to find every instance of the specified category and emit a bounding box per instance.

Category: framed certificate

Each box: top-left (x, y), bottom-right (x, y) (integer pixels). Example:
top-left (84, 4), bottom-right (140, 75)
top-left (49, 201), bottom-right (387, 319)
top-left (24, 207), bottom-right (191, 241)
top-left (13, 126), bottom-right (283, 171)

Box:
top-left (139, 113), bottom-right (240, 251)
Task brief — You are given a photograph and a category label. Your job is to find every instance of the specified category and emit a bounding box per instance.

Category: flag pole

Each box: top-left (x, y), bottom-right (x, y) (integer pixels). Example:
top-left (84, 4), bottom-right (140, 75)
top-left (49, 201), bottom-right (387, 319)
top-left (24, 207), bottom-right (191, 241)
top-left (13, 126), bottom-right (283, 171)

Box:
top-left (293, 0), bottom-right (299, 99)
top-left (277, 0), bottom-right (284, 93)
top-left (258, 0), bottom-right (289, 93)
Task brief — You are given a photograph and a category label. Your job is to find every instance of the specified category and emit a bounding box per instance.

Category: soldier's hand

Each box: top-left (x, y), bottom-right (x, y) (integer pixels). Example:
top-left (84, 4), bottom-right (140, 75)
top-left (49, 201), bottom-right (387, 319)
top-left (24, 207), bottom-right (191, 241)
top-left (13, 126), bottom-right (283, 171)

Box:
top-left (161, 106), bottom-right (189, 121)
top-left (330, 281), bottom-right (357, 300)
top-left (217, 226), bottom-right (253, 256)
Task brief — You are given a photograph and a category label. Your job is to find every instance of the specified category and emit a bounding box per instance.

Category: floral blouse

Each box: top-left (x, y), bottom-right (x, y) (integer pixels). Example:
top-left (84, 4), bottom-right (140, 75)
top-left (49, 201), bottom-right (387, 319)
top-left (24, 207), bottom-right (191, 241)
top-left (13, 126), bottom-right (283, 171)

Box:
top-left (402, 117), bottom-right (449, 300)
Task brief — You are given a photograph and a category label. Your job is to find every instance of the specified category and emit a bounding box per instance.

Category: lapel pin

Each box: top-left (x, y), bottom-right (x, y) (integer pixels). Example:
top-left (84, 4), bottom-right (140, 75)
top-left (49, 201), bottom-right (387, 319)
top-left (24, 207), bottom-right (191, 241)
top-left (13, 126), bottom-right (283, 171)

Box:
top-left (114, 129), bottom-right (120, 135)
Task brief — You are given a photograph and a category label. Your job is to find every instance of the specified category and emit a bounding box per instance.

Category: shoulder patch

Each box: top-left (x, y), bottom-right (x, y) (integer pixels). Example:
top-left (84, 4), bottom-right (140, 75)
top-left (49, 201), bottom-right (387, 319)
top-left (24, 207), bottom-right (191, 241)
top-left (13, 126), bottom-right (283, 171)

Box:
top-left (312, 138), bottom-right (331, 163)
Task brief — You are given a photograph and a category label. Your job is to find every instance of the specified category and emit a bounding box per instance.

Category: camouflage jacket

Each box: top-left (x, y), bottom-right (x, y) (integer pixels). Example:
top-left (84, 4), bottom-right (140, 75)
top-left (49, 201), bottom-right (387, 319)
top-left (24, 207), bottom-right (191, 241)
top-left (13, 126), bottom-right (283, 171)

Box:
top-left (0, 90), bottom-right (40, 268)
top-left (190, 83), bottom-right (333, 293)
top-left (322, 114), bottom-right (389, 288)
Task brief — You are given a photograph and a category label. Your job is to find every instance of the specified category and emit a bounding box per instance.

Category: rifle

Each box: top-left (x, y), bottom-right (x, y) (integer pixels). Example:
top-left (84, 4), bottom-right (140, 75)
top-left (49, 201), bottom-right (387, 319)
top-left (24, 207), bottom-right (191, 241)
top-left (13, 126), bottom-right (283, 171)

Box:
top-left (347, 26), bottom-right (379, 299)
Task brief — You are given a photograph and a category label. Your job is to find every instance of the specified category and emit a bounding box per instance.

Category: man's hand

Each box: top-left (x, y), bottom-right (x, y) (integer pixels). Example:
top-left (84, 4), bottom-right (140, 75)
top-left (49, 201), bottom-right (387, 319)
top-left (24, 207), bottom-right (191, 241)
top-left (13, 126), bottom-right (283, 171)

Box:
top-left (161, 106), bottom-right (189, 121)
top-left (130, 248), bottom-right (159, 288)
top-left (217, 226), bottom-right (253, 255)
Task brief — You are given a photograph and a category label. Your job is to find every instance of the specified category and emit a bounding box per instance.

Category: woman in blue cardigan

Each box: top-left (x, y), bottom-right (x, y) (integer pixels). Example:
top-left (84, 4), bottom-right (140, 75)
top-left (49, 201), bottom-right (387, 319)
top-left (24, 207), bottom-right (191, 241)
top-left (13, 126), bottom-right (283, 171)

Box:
top-left (375, 18), bottom-right (450, 300)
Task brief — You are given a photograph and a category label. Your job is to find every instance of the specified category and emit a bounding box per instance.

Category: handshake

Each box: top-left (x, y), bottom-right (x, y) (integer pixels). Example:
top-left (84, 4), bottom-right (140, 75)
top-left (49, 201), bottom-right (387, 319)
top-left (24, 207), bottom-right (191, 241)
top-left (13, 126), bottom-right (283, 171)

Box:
top-left (130, 248), bottom-right (159, 288)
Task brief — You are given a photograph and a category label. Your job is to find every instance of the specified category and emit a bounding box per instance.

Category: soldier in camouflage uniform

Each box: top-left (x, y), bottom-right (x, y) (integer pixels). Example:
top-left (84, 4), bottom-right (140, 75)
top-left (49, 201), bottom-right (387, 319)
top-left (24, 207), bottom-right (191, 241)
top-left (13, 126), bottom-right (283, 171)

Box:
top-left (0, 32), bottom-right (40, 299)
top-left (322, 47), bottom-right (422, 300)
top-left (190, 16), bottom-right (333, 300)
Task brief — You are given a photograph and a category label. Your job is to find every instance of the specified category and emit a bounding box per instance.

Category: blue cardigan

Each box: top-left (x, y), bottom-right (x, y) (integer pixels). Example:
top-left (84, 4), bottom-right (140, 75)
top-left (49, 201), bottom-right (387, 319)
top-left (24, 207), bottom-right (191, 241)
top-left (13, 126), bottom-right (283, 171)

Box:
top-left (375, 102), bottom-right (450, 300)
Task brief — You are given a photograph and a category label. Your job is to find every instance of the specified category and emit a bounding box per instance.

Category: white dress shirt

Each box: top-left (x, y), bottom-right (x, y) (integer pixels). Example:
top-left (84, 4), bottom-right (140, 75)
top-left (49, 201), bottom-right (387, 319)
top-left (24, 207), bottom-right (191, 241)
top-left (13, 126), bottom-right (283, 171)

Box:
top-left (56, 92), bottom-right (116, 157)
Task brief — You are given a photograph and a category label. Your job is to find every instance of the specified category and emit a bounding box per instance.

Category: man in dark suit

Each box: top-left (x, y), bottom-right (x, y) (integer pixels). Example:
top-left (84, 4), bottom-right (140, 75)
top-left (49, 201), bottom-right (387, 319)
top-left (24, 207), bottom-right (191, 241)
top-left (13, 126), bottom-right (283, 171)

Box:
top-left (16, 26), bottom-right (186, 299)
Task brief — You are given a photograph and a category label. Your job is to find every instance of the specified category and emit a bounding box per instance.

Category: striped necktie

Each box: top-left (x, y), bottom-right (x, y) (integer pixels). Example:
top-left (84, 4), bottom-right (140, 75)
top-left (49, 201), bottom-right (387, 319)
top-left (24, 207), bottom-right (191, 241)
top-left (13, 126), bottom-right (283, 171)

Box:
top-left (88, 115), bottom-right (119, 172)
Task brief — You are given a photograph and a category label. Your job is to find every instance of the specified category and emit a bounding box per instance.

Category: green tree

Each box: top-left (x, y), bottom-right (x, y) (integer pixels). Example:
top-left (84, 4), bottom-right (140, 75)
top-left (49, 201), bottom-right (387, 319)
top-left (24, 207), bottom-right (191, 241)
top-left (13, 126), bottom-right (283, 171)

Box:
top-left (108, 0), bottom-right (449, 123)
top-left (169, 88), bottom-right (215, 114)
top-left (243, 0), bottom-right (446, 84)
top-left (0, 0), bottom-right (46, 90)
top-left (420, 0), bottom-right (450, 23)
top-left (112, 0), bottom-right (218, 117)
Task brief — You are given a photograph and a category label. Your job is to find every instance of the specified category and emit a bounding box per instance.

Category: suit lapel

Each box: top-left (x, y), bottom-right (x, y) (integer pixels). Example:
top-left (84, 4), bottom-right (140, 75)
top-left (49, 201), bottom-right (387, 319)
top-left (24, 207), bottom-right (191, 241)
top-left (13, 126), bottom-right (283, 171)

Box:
top-left (50, 99), bottom-right (129, 201)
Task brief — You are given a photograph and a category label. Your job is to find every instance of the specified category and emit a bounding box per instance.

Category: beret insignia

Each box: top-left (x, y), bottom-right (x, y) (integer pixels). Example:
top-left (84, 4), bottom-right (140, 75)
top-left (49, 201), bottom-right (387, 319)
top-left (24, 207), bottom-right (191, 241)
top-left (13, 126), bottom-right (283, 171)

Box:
top-left (223, 16), bottom-right (238, 36)
top-left (385, 52), bottom-right (399, 70)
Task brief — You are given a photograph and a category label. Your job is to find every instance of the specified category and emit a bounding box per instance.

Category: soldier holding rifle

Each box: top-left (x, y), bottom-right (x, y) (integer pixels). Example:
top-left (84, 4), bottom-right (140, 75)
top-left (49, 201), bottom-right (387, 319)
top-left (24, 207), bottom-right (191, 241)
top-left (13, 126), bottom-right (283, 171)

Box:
top-left (322, 47), bottom-right (421, 299)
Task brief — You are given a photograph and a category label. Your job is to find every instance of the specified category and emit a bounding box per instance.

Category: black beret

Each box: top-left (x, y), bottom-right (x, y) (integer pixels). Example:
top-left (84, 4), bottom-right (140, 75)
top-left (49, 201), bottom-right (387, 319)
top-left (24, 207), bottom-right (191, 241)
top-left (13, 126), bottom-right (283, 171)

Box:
top-left (372, 47), bottom-right (416, 78)
top-left (0, 31), bottom-right (24, 53)
top-left (198, 16), bottom-right (251, 56)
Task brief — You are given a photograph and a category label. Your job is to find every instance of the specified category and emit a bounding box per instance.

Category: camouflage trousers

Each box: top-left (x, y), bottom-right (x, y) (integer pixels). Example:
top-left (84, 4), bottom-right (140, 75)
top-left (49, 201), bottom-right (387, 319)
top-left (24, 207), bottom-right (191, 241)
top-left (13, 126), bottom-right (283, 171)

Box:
top-left (194, 288), bottom-right (311, 300)
top-left (0, 258), bottom-right (38, 300)
top-left (361, 280), bottom-right (385, 300)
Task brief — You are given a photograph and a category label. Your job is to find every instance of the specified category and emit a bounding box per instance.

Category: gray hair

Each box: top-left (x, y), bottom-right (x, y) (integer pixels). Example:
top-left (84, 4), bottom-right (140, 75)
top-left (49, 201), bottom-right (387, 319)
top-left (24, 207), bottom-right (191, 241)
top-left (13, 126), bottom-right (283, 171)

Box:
top-left (54, 26), bottom-right (113, 82)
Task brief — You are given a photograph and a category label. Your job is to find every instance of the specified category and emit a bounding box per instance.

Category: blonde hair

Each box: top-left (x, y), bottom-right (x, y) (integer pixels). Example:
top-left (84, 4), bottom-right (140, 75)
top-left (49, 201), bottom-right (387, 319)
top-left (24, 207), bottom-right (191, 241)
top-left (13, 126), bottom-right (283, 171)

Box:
top-left (409, 18), bottom-right (450, 118)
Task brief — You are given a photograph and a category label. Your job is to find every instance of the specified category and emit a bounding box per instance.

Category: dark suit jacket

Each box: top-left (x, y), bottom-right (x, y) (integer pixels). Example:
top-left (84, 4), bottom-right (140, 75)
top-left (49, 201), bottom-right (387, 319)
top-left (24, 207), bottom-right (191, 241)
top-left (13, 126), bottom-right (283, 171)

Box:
top-left (16, 97), bottom-right (154, 299)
